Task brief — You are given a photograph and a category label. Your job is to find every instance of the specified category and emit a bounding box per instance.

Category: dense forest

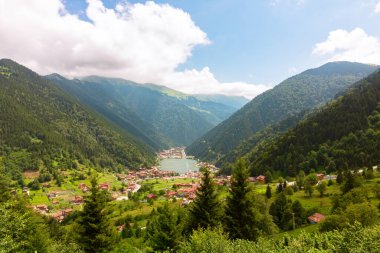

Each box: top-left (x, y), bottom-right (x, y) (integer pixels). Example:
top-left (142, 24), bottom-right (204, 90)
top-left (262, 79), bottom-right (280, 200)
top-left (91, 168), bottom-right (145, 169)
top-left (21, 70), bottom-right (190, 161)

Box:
top-left (244, 69), bottom-right (380, 176)
top-left (49, 75), bottom-right (241, 147)
top-left (187, 62), bottom-right (378, 163)
top-left (0, 59), bottom-right (155, 181)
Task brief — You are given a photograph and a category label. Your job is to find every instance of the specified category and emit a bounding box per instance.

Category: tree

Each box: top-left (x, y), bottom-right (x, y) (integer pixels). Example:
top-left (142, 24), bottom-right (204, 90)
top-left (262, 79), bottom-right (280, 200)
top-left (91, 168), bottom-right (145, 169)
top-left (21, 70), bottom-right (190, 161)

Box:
top-left (146, 204), bottom-right (182, 251)
top-left (291, 200), bottom-right (306, 227)
top-left (296, 170), bottom-right (305, 188)
top-left (341, 171), bottom-right (361, 194)
top-left (264, 170), bottom-right (273, 183)
top-left (265, 184), bottom-right (272, 199)
top-left (316, 182), bottom-right (327, 197)
top-left (225, 159), bottom-right (259, 241)
top-left (336, 170), bottom-right (344, 184)
top-left (77, 177), bottom-right (117, 252)
top-left (269, 192), bottom-right (292, 230)
top-left (304, 184), bottom-right (314, 197)
top-left (186, 168), bottom-right (220, 232)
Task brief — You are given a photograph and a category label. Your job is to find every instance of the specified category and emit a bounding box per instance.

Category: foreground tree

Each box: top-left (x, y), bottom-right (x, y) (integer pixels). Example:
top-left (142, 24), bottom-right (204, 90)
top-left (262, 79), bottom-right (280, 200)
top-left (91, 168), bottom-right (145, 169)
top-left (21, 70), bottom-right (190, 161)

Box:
top-left (77, 177), bottom-right (117, 252)
top-left (224, 159), bottom-right (259, 241)
top-left (146, 204), bottom-right (182, 251)
top-left (186, 168), bottom-right (221, 232)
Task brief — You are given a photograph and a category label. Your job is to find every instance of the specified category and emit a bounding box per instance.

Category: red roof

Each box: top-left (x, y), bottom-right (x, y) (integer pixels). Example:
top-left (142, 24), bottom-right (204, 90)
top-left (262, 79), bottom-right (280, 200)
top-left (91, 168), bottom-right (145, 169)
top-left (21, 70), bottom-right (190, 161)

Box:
top-left (308, 213), bottom-right (326, 223)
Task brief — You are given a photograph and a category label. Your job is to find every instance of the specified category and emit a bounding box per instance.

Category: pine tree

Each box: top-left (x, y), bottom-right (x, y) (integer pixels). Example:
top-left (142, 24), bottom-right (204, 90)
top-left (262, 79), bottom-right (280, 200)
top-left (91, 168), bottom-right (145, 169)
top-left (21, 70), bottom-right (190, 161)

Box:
top-left (186, 168), bottom-right (220, 232)
top-left (77, 177), bottom-right (117, 252)
top-left (146, 204), bottom-right (182, 251)
top-left (269, 192), bottom-right (293, 230)
top-left (224, 159), bottom-right (259, 241)
top-left (336, 170), bottom-right (344, 184)
top-left (266, 184), bottom-right (272, 199)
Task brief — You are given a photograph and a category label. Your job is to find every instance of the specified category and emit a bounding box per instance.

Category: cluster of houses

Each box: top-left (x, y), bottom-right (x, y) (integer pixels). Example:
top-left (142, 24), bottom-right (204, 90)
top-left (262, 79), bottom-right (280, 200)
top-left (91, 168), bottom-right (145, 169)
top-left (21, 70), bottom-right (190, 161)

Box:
top-left (117, 167), bottom-right (176, 182)
top-left (165, 183), bottom-right (198, 204)
top-left (158, 147), bottom-right (185, 159)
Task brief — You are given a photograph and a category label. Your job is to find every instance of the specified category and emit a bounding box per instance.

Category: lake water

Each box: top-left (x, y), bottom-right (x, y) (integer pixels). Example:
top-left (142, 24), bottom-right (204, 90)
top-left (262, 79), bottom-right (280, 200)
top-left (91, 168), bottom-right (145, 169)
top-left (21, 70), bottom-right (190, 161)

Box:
top-left (159, 158), bottom-right (199, 174)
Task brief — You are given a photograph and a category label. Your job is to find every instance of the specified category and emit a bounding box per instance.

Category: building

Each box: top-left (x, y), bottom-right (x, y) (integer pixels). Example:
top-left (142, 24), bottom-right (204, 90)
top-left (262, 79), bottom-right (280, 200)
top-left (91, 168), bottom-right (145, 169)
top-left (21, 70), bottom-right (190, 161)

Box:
top-left (308, 213), bottom-right (326, 224)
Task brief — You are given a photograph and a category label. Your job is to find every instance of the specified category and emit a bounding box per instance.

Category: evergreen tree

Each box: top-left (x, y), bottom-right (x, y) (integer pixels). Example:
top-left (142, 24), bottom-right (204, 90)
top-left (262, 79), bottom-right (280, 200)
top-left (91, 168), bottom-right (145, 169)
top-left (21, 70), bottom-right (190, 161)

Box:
top-left (77, 177), bottom-right (117, 253)
top-left (269, 192), bottom-right (292, 230)
top-left (146, 204), bottom-right (182, 251)
top-left (264, 170), bottom-right (273, 183)
top-left (336, 170), bottom-right (344, 184)
top-left (225, 159), bottom-right (259, 241)
top-left (266, 184), bottom-right (272, 199)
top-left (186, 168), bottom-right (220, 232)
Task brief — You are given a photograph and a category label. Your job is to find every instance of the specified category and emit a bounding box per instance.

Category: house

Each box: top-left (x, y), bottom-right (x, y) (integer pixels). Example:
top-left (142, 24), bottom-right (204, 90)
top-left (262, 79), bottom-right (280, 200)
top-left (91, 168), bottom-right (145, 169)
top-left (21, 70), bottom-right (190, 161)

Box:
top-left (256, 175), bottom-right (266, 183)
top-left (52, 200), bottom-right (60, 205)
top-left (146, 194), bottom-right (157, 200)
top-left (78, 183), bottom-right (89, 192)
top-left (98, 183), bottom-right (110, 191)
top-left (308, 213), bottom-right (326, 224)
top-left (165, 191), bottom-right (177, 198)
top-left (316, 174), bottom-right (325, 181)
top-left (35, 204), bottom-right (49, 214)
top-left (72, 195), bottom-right (84, 205)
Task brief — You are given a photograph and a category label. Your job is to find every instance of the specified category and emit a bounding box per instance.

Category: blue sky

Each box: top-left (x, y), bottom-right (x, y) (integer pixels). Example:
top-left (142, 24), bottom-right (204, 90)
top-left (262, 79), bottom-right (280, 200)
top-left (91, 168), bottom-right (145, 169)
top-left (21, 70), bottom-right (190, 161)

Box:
top-left (1, 0), bottom-right (380, 97)
top-left (64, 0), bottom-right (380, 84)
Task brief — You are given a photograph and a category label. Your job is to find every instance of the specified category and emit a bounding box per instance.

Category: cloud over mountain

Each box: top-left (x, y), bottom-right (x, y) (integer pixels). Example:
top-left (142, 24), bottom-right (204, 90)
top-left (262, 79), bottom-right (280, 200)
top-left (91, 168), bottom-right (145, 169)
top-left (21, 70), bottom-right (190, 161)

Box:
top-left (0, 0), bottom-right (269, 98)
top-left (313, 28), bottom-right (380, 65)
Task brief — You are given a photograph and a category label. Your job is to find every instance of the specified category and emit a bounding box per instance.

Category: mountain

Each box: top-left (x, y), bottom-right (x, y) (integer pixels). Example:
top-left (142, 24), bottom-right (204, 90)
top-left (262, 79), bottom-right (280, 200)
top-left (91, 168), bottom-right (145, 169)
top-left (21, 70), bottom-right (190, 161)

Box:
top-left (187, 62), bottom-right (378, 163)
top-left (245, 68), bottom-right (380, 176)
top-left (0, 59), bottom-right (155, 175)
top-left (49, 76), bottom-right (239, 147)
top-left (194, 94), bottom-right (249, 110)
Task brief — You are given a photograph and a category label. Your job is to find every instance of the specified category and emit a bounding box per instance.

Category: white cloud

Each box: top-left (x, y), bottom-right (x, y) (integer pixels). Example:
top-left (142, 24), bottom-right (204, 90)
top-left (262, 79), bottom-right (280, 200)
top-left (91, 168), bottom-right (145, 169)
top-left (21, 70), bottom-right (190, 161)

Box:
top-left (0, 0), bottom-right (268, 99)
top-left (162, 67), bottom-right (271, 98)
top-left (376, 1), bottom-right (380, 13)
top-left (312, 28), bottom-right (380, 65)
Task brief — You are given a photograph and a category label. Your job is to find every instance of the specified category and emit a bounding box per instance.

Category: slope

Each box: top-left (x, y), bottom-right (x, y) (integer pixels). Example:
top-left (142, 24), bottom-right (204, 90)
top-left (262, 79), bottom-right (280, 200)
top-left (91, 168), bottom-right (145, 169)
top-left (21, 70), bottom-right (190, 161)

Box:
top-left (187, 62), bottom-right (378, 162)
top-left (53, 76), bottom-right (238, 146)
top-left (245, 69), bottom-right (380, 176)
top-left (0, 59), bottom-right (155, 175)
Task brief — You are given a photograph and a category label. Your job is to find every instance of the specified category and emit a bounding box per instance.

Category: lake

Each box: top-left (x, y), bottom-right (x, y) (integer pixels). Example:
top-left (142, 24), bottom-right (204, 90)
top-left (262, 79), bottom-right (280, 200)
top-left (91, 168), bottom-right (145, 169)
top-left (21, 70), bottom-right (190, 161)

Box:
top-left (159, 158), bottom-right (199, 174)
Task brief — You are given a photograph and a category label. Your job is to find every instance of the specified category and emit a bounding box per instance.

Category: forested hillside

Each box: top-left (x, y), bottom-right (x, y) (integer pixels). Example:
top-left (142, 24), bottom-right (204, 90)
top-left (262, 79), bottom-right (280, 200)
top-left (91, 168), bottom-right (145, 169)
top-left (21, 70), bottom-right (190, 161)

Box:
top-left (50, 76), bottom-right (238, 146)
top-left (245, 69), bottom-right (380, 176)
top-left (0, 59), bottom-right (155, 181)
top-left (187, 62), bottom-right (378, 163)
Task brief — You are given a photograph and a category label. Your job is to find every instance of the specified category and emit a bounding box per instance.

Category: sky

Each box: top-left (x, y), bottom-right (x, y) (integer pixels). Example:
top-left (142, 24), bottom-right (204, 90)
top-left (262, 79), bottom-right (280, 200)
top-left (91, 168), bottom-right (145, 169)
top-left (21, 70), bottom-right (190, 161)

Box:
top-left (0, 0), bottom-right (380, 98)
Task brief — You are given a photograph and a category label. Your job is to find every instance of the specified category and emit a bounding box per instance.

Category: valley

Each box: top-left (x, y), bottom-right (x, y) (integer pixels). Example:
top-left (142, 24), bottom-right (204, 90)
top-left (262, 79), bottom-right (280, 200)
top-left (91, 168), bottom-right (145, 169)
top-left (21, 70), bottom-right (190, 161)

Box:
top-left (1, 1), bottom-right (380, 251)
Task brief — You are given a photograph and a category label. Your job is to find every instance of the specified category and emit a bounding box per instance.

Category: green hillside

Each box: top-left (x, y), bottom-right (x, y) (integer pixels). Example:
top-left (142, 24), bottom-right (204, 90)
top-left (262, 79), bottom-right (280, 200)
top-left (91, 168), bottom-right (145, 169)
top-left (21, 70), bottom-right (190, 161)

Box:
top-left (187, 62), bottom-right (378, 163)
top-left (245, 69), bottom-right (380, 176)
top-left (0, 59), bottom-right (155, 179)
top-left (51, 76), bottom-right (238, 146)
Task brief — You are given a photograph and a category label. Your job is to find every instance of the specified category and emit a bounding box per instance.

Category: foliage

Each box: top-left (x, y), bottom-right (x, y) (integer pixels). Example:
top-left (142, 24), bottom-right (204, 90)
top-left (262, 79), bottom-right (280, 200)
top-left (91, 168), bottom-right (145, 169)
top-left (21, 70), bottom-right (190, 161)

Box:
top-left (0, 59), bottom-right (155, 176)
top-left (178, 224), bottom-right (380, 253)
top-left (224, 160), bottom-right (260, 240)
top-left (77, 177), bottom-right (117, 252)
top-left (265, 184), bottom-right (272, 199)
top-left (50, 75), bottom-right (237, 147)
top-left (187, 62), bottom-right (377, 166)
top-left (244, 69), bottom-right (380, 177)
top-left (185, 168), bottom-right (221, 232)
top-left (316, 182), bottom-right (327, 197)
top-left (146, 204), bottom-right (182, 252)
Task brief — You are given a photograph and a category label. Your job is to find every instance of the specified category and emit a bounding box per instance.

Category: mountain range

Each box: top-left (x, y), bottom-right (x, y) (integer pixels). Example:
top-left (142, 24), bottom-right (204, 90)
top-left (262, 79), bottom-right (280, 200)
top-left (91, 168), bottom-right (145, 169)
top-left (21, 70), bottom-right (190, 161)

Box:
top-left (0, 59), bottom-right (155, 174)
top-left (186, 62), bottom-right (379, 167)
top-left (47, 75), bottom-right (248, 148)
